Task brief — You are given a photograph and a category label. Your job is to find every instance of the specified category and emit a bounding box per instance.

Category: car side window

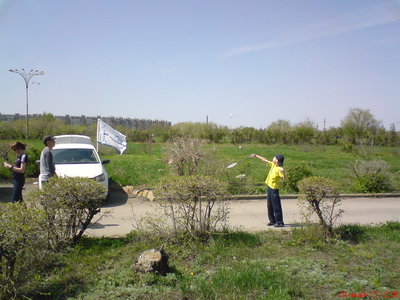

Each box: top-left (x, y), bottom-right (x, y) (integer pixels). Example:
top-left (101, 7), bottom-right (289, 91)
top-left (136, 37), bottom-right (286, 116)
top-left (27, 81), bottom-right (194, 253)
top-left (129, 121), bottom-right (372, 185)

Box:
top-left (53, 149), bottom-right (99, 164)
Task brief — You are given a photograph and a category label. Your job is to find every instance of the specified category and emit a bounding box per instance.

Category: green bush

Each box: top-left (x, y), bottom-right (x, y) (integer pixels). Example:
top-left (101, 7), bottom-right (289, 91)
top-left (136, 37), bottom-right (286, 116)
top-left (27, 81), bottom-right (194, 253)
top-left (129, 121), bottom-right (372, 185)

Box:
top-left (0, 142), bottom-right (40, 180)
top-left (25, 146), bottom-right (41, 177)
top-left (281, 160), bottom-right (312, 192)
top-left (0, 142), bottom-right (12, 180)
top-left (0, 142), bottom-right (12, 161)
top-left (27, 177), bottom-right (106, 249)
top-left (349, 159), bottom-right (394, 193)
top-left (0, 203), bottom-right (51, 299)
top-left (355, 174), bottom-right (388, 193)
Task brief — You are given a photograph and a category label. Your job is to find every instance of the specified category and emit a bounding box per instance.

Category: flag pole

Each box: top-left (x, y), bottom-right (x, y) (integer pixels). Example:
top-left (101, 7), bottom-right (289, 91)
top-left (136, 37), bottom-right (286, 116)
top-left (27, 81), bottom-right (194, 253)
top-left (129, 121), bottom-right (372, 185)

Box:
top-left (96, 118), bottom-right (99, 152)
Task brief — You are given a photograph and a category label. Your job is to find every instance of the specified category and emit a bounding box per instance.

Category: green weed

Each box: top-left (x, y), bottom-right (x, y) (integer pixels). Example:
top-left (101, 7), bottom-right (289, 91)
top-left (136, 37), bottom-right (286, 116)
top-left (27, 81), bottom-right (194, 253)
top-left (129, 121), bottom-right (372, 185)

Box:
top-left (15, 222), bottom-right (400, 299)
top-left (190, 261), bottom-right (297, 299)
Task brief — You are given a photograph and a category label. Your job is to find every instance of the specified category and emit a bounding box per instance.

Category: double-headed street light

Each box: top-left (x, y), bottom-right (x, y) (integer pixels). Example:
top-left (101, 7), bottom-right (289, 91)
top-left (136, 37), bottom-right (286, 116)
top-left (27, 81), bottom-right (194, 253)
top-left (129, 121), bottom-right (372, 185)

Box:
top-left (9, 68), bottom-right (45, 139)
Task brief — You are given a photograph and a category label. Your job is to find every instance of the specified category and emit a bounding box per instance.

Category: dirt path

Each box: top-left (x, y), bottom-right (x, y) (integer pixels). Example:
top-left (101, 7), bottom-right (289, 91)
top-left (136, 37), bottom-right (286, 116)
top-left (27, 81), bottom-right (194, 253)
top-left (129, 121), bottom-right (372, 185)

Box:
top-left (85, 193), bottom-right (400, 237)
top-left (1, 183), bottom-right (399, 238)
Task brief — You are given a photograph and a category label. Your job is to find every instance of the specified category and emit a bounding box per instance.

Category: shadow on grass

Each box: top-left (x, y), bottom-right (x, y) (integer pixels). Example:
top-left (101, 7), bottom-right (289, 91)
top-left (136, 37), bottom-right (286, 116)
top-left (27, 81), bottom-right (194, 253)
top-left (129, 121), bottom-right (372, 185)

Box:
top-left (27, 237), bottom-right (131, 299)
top-left (0, 186), bottom-right (13, 203)
top-left (75, 236), bottom-right (130, 251)
top-left (335, 221), bottom-right (400, 243)
top-left (29, 275), bottom-right (86, 300)
top-left (335, 224), bottom-right (369, 243)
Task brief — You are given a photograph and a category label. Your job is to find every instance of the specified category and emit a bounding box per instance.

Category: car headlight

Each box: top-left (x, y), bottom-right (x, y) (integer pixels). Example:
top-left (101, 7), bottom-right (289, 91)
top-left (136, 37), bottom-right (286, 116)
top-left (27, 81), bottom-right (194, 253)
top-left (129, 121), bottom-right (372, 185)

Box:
top-left (94, 174), bottom-right (106, 182)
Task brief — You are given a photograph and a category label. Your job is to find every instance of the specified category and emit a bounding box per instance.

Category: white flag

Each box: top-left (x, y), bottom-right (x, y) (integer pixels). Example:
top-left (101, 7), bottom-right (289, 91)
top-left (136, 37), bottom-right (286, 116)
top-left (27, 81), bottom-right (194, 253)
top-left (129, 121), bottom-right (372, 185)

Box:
top-left (97, 119), bottom-right (127, 154)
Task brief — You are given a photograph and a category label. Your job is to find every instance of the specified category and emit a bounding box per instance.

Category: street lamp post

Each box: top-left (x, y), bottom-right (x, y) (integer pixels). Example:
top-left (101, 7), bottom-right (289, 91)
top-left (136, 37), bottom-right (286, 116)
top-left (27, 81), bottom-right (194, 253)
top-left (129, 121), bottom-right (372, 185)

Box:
top-left (9, 68), bottom-right (45, 139)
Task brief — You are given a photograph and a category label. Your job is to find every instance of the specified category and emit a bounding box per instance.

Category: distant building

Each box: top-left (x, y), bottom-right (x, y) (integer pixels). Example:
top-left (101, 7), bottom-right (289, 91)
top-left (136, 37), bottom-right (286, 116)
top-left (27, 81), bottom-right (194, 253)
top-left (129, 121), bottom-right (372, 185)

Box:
top-left (0, 113), bottom-right (171, 129)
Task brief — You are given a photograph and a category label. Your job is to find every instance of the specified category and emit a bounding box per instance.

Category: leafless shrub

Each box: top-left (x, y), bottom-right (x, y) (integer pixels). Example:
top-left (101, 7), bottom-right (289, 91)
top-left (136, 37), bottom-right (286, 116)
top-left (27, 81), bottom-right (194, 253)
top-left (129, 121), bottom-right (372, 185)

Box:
top-left (154, 175), bottom-right (230, 236)
top-left (165, 137), bottom-right (209, 176)
top-left (352, 138), bottom-right (376, 160)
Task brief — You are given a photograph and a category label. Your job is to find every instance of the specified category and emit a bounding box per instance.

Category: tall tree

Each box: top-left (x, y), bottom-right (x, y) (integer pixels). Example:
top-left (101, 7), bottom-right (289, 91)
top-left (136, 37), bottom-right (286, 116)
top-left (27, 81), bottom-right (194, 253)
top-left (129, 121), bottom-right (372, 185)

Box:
top-left (294, 119), bottom-right (317, 144)
top-left (266, 120), bottom-right (292, 144)
top-left (340, 108), bottom-right (383, 144)
top-left (388, 123), bottom-right (398, 146)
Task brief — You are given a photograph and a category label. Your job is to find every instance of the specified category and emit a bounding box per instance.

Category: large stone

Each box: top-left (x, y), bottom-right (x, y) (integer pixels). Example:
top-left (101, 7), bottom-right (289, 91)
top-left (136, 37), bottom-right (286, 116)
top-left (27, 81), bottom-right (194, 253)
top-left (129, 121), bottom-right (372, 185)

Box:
top-left (122, 186), bottom-right (134, 194)
top-left (147, 191), bottom-right (155, 201)
top-left (133, 248), bottom-right (170, 275)
top-left (141, 190), bottom-right (149, 198)
top-left (122, 187), bottom-right (155, 201)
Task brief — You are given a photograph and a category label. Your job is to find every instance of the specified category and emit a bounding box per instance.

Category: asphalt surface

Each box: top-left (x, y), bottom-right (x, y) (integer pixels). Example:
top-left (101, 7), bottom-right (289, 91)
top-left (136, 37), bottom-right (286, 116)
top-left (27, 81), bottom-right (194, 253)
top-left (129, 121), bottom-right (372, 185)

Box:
top-left (1, 182), bottom-right (399, 238)
top-left (86, 193), bottom-right (400, 237)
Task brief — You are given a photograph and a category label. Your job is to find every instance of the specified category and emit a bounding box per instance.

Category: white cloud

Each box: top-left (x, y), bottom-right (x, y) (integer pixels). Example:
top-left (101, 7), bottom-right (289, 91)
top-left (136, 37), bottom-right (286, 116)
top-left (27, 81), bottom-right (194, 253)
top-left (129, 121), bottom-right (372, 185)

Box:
top-left (224, 2), bottom-right (400, 57)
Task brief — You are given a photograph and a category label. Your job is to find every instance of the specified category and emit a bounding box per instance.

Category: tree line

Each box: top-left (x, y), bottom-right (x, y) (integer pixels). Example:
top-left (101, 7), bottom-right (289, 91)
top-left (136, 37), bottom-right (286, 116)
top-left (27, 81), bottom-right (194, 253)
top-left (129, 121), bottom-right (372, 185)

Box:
top-left (0, 108), bottom-right (398, 146)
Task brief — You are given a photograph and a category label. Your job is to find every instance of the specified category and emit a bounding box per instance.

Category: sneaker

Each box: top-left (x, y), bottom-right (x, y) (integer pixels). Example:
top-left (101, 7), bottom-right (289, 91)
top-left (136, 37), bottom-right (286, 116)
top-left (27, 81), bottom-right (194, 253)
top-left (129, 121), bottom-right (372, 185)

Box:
top-left (274, 224), bottom-right (284, 228)
top-left (267, 222), bottom-right (276, 226)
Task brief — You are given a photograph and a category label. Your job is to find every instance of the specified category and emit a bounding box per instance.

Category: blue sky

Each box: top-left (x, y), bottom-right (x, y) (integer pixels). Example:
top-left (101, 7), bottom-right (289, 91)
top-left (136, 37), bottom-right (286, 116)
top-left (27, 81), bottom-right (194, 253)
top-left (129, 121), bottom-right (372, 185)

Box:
top-left (1, 0), bottom-right (400, 129)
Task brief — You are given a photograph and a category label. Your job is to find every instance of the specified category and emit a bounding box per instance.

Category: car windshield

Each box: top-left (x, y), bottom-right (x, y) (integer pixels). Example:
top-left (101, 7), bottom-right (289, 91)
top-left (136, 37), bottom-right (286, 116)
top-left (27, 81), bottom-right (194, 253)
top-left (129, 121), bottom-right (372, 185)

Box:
top-left (53, 149), bottom-right (99, 164)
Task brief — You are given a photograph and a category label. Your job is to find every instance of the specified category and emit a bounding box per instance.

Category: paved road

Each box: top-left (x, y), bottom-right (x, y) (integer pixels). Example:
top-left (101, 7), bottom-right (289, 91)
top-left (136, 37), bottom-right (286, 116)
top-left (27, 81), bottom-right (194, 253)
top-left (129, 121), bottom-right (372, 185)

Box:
top-left (1, 183), bottom-right (399, 238)
top-left (85, 193), bottom-right (400, 237)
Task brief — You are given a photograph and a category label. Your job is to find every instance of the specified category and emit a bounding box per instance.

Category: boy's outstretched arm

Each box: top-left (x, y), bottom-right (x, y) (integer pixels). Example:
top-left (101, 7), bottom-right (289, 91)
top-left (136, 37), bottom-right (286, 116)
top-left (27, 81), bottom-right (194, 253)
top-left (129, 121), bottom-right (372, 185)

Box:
top-left (250, 154), bottom-right (271, 164)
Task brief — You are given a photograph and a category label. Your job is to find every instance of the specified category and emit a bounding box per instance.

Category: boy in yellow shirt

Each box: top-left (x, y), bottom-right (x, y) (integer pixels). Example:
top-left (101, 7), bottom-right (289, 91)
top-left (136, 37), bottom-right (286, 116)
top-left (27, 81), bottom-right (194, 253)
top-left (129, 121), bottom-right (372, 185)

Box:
top-left (250, 153), bottom-right (286, 227)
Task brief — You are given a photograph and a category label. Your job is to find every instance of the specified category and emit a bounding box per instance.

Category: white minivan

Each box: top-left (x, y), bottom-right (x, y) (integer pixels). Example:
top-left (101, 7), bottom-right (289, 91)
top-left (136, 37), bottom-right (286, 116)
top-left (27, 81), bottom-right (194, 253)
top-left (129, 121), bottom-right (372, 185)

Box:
top-left (38, 135), bottom-right (110, 197)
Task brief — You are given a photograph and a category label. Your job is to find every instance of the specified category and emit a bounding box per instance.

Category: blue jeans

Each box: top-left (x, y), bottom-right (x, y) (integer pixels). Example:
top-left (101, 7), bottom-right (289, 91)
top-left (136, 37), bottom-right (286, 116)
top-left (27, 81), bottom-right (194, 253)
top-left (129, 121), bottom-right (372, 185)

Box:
top-left (267, 186), bottom-right (284, 225)
top-left (12, 178), bottom-right (25, 202)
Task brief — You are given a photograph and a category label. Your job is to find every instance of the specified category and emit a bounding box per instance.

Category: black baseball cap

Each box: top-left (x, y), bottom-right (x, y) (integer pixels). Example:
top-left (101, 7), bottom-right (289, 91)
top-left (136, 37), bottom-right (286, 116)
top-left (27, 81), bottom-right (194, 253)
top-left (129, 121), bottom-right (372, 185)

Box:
top-left (275, 154), bottom-right (284, 165)
top-left (43, 135), bottom-right (55, 145)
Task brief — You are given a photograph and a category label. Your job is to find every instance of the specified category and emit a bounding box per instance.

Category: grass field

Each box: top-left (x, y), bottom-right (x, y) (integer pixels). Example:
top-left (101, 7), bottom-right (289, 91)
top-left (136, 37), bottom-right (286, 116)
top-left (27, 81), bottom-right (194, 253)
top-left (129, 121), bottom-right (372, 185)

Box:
top-left (101, 143), bottom-right (400, 193)
top-left (23, 222), bottom-right (400, 300)
top-left (1, 140), bottom-right (399, 193)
